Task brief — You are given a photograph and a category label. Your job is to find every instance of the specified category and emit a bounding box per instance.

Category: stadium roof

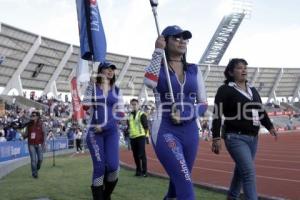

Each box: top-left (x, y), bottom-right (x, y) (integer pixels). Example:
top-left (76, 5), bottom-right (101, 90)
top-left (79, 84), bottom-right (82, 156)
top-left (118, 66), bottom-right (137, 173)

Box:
top-left (0, 22), bottom-right (153, 98)
top-left (0, 22), bottom-right (299, 102)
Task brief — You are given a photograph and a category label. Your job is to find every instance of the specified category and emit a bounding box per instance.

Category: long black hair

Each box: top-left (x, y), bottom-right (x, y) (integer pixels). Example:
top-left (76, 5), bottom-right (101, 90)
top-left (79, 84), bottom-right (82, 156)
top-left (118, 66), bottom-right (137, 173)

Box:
top-left (224, 58), bottom-right (248, 84)
top-left (96, 67), bottom-right (116, 86)
top-left (165, 36), bottom-right (188, 71)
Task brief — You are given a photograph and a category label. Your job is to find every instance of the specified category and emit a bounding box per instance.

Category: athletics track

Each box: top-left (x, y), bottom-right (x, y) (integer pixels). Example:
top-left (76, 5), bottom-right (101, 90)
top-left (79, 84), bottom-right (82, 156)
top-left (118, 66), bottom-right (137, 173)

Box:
top-left (120, 132), bottom-right (300, 200)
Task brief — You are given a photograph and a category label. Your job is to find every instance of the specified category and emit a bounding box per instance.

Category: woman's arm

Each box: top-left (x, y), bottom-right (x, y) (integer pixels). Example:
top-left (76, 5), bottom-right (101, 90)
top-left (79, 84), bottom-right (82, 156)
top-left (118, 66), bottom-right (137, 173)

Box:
top-left (144, 48), bottom-right (164, 89)
top-left (82, 82), bottom-right (94, 111)
top-left (195, 65), bottom-right (208, 116)
top-left (211, 86), bottom-right (226, 139)
top-left (211, 86), bottom-right (226, 154)
top-left (256, 89), bottom-right (278, 139)
top-left (114, 89), bottom-right (125, 120)
top-left (252, 87), bottom-right (274, 130)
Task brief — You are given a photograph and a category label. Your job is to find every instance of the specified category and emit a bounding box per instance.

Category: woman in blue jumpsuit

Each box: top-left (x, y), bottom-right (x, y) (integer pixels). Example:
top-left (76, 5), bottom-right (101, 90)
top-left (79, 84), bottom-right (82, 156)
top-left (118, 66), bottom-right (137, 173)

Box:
top-left (144, 25), bottom-right (208, 200)
top-left (82, 62), bottom-right (124, 200)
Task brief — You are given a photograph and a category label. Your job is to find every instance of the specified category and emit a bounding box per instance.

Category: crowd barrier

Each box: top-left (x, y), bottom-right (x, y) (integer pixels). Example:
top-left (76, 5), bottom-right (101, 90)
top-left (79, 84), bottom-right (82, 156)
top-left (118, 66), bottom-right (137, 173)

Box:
top-left (0, 138), bottom-right (69, 163)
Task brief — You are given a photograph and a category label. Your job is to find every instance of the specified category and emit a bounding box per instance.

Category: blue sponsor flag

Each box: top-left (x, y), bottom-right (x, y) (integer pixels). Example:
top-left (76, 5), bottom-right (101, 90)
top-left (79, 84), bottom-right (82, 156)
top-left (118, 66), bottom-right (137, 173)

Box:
top-left (0, 55), bottom-right (5, 65)
top-left (76, 0), bottom-right (107, 62)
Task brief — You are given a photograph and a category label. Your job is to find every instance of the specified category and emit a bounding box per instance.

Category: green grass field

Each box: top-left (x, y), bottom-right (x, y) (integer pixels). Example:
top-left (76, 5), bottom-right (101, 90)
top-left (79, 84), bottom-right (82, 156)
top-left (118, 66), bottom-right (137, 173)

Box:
top-left (0, 154), bottom-right (225, 200)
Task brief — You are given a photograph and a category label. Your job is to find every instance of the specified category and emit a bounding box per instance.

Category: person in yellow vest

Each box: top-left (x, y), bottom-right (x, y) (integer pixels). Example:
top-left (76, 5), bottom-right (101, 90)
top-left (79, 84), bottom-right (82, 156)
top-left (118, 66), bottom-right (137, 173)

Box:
top-left (127, 99), bottom-right (149, 177)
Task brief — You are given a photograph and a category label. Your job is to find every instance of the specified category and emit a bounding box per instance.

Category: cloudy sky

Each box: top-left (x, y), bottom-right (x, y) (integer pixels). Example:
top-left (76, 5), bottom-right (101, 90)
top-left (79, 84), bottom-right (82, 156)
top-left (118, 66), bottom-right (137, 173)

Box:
top-left (0, 0), bottom-right (300, 68)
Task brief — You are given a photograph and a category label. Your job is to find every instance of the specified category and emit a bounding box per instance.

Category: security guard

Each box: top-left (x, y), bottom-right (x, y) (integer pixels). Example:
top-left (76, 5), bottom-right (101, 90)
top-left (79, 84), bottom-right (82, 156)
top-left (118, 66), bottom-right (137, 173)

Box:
top-left (127, 99), bottom-right (149, 177)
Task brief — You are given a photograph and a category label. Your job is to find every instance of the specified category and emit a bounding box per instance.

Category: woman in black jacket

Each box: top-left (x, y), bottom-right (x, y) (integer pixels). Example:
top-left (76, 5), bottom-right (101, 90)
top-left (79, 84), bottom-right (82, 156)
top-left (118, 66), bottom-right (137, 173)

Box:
top-left (211, 58), bottom-right (277, 200)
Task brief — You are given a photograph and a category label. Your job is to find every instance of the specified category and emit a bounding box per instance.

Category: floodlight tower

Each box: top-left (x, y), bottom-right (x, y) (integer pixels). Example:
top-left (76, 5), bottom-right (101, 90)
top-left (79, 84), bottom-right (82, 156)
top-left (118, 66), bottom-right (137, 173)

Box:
top-left (199, 0), bottom-right (252, 65)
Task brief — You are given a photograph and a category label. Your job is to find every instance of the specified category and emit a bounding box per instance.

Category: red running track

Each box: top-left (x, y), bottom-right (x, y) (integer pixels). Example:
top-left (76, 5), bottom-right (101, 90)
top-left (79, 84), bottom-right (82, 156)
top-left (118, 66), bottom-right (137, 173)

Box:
top-left (120, 132), bottom-right (300, 200)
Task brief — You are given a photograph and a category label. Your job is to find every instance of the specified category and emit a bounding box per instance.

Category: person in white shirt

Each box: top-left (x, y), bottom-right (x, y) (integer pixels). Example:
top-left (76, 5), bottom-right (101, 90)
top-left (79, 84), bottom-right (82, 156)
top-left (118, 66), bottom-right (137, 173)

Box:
top-left (75, 128), bottom-right (83, 153)
top-left (0, 129), bottom-right (6, 142)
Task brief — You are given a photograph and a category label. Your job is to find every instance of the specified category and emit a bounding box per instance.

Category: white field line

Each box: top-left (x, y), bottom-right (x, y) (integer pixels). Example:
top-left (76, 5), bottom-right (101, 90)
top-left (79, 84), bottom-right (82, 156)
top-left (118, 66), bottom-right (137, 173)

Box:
top-left (199, 149), bottom-right (300, 159)
top-left (196, 166), bottom-right (300, 183)
top-left (146, 156), bottom-right (300, 183)
top-left (195, 158), bottom-right (300, 172)
top-left (197, 152), bottom-right (300, 163)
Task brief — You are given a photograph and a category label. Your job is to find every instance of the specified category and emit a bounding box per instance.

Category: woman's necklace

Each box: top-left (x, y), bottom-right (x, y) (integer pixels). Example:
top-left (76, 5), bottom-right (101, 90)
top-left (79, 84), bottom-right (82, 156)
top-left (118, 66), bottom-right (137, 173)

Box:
top-left (168, 59), bottom-right (182, 62)
top-left (235, 82), bottom-right (252, 99)
top-left (236, 82), bottom-right (247, 92)
top-left (169, 62), bottom-right (185, 84)
top-left (100, 81), bottom-right (110, 96)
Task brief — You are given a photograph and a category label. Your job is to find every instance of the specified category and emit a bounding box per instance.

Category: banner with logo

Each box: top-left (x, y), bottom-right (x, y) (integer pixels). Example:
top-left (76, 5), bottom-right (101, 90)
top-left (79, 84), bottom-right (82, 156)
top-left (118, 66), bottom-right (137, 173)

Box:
top-left (0, 139), bottom-right (68, 162)
top-left (76, 0), bottom-right (107, 62)
top-left (71, 77), bottom-right (84, 121)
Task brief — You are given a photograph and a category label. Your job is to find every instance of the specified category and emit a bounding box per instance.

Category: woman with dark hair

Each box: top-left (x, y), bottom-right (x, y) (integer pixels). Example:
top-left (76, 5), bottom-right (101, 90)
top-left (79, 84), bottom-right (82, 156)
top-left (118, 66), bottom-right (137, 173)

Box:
top-left (82, 62), bottom-right (124, 200)
top-left (144, 25), bottom-right (208, 200)
top-left (211, 58), bottom-right (278, 200)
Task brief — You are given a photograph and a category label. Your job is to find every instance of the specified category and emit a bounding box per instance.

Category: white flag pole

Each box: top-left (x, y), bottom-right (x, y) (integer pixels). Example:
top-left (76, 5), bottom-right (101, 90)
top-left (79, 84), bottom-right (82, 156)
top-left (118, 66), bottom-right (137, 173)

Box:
top-left (92, 57), bottom-right (99, 121)
top-left (149, 0), bottom-right (175, 103)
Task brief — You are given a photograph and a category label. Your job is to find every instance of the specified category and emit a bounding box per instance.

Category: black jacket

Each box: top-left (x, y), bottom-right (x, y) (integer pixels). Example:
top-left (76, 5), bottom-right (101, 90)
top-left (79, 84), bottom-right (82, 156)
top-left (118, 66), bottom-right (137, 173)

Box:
top-left (211, 83), bottom-right (274, 138)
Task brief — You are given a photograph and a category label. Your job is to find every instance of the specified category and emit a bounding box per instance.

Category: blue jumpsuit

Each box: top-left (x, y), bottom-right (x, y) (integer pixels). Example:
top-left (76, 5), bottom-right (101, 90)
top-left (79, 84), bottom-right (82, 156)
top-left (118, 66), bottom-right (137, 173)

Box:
top-left (83, 83), bottom-right (124, 187)
top-left (144, 49), bottom-right (207, 200)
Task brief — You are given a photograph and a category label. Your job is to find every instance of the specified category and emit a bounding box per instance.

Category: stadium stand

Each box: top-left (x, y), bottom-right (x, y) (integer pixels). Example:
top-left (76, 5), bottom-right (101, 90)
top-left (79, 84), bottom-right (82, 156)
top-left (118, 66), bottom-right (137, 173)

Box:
top-left (294, 101), bottom-right (300, 109)
top-left (0, 94), bottom-right (47, 110)
top-left (1, 22), bottom-right (300, 102)
top-left (1, 22), bottom-right (300, 132)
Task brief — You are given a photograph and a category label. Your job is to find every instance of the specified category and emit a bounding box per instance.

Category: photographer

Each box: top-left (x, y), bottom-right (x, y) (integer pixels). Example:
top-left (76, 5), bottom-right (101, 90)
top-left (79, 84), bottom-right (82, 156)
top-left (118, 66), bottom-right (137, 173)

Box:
top-left (23, 111), bottom-right (47, 179)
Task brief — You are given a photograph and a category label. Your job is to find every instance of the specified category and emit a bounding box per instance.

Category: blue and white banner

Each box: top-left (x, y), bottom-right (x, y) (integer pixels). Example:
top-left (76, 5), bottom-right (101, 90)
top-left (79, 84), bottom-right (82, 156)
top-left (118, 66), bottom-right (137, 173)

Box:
top-left (76, 0), bottom-right (107, 62)
top-left (0, 55), bottom-right (5, 65)
top-left (0, 138), bottom-right (68, 162)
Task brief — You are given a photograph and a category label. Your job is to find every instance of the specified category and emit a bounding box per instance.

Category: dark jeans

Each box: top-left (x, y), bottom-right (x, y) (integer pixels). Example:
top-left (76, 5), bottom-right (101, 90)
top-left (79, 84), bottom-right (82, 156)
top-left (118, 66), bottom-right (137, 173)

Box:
top-left (224, 133), bottom-right (258, 200)
top-left (28, 144), bottom-right (43, 177)
top-left (130, 136), bottom-right (147, 175)
top-left (68, 139), bottom-right (74, 149)
top-left (76, 139), bottom-right (82, 151)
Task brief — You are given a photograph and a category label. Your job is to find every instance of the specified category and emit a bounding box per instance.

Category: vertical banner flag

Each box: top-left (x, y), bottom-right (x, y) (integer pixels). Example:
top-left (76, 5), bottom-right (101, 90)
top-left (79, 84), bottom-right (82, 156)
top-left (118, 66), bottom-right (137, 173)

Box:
top-left (76, 0), bottom-right (107, 62)
top-left (0, 55), bottom-right (5, 65)
top-left (76, 58), bottom-right (90, 83)
top-left (71, 77), bottom-right (84, 121)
